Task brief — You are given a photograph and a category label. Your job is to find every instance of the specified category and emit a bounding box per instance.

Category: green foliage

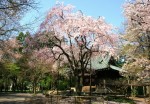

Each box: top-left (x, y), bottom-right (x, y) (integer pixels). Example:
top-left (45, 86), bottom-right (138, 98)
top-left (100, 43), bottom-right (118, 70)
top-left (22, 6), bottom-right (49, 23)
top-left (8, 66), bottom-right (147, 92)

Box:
top-left (131, 87), bottom-right (137, 97)
top-left (16, 32), bottom-right (29, 53)
top-left (136, 86), bottom-right (144, 95)
top-left (0, 62), bottom-right (5, 75)
top-left (40, 75), bottom-right (53, 89)
top-left (58, 80), bottom-right (69, 90)
top-left (106, 96), bottom-right (136, 104)
top-left (0, 79), bottom-right (3, 85)
top-left (17, 32), bottom-right (25, 43)
top-left (5, 62), bottom-right (19, 71)
top-left (1, 62), bottom-right (20, 79)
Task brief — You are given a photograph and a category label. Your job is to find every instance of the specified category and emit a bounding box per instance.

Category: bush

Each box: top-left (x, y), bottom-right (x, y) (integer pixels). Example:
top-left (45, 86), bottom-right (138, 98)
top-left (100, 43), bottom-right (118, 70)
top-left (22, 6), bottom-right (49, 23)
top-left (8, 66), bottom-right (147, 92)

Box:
top-left (106, 96), bottom-right (136, 104)
top-left (58, 80), bottom-right (69, 90)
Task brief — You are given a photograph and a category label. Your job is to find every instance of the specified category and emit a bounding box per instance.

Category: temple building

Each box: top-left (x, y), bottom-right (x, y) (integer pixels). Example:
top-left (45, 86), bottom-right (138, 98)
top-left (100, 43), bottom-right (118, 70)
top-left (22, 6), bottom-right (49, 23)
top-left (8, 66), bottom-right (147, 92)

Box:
top-left (82, 54), bottom-right (123, 94)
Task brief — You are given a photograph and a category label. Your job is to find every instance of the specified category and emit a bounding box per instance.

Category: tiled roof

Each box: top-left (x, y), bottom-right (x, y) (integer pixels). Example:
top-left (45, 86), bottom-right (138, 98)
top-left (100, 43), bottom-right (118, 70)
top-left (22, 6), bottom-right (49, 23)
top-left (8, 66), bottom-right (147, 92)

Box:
top-left (90, 54), bottom-right (110, 69)
top-left (88, 54), bottom-right (122, 71)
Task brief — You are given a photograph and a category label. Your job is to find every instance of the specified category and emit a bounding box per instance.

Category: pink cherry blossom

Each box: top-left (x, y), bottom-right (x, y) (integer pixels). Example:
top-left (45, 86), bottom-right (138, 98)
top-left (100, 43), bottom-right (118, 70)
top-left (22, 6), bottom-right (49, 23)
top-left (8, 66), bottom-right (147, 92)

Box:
top-left (36, 3), bottom-right (118, 73)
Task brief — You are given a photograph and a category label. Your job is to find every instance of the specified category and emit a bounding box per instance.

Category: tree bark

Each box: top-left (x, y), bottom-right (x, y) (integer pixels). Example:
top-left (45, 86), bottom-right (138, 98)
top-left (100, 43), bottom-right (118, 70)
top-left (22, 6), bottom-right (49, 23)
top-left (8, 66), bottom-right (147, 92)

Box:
top-left (148, 85), bottom-right (150, 101)
top-left (33, 81), bottom-right (37, 94)
top-left (75, 75), bottom-right (80, 95)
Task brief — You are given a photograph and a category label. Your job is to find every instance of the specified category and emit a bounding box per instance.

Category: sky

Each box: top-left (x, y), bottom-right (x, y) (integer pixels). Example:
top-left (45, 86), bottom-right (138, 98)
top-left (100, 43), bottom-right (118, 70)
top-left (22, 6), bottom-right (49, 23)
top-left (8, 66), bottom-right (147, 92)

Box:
top-left (20, 0), bottom-right (126, 33)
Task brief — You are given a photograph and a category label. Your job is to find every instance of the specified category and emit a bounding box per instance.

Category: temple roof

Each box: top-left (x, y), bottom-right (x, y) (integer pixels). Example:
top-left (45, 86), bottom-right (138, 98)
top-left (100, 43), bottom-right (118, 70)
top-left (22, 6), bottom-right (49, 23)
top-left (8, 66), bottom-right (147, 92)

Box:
top-left (88, 54), bottom-right (122, 71)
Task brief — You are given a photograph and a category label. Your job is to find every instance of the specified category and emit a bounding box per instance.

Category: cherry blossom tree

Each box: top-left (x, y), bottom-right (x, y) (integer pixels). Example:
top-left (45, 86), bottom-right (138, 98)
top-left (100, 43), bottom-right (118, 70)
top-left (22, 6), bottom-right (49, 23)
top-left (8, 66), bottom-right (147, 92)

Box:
top-left (123, 0), bottom-right (150, 58)
top-left (0, 38), bottom-right (22, 61)
top-left (122, 0), bottom-right (150, 78)
top-left (122, 0), bottom-right (150, 97)
top-left (32, 3), bottom-right (118, 94)
top-left (0, 38), bottom-right (23, 92)
top-left (18, 33), bottom-right (55, 94)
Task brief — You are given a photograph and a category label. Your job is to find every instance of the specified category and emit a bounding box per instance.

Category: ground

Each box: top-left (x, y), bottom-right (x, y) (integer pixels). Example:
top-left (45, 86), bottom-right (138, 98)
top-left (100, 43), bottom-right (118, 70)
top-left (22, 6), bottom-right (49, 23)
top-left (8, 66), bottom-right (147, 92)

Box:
top-left (0, 93), bottom-right (45, 104)
top-left (130, 97), bottom-right (149, 104)
top-left (0, 93), bottom-right (148, 104)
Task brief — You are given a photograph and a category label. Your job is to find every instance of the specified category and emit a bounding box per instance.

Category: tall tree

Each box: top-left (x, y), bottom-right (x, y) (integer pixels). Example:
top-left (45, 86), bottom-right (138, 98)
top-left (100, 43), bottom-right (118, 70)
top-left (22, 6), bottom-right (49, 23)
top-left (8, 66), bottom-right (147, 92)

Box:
top-left (122, 0), bottom-right (150, 97)
top-left (123, 0), bottom-right (150, 58)
top-left (27, 49), bottom-right (54, 94)
top-left (122, 0), bottom-right (150, 76)
top-left (17, 32), bottom-right (54, 93)
top-left (30, 3), bottom-right (118, 95)
top-left (0, 0), bottom-right (36, 38)
top-left (0, 38), bottom-right (21, 92)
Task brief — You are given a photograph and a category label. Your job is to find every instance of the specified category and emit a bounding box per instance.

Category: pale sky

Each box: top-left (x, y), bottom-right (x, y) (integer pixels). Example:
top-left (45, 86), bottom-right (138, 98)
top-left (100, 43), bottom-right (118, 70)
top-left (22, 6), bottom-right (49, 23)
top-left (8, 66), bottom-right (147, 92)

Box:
top-left (20, 0), bottom-right (125, 33)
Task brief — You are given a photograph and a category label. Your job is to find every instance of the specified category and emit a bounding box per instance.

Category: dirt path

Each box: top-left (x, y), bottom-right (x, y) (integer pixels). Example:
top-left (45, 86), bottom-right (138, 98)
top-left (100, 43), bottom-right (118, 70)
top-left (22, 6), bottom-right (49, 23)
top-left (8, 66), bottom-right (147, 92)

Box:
top-left (0, 93), bottom-right (149, 104)
top-left (0, 93), bottom-right (45, 104)
top-left (130, 97), bottom-right (149, 104)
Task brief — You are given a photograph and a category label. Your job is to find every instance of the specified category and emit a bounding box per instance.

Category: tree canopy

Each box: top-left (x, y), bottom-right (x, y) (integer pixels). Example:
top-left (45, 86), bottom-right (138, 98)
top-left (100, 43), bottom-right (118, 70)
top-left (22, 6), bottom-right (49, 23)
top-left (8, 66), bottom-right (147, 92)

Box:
top-left (0, 0), bottom-right (36, 38)
top-left (122, 0), bottom-right (150, 82)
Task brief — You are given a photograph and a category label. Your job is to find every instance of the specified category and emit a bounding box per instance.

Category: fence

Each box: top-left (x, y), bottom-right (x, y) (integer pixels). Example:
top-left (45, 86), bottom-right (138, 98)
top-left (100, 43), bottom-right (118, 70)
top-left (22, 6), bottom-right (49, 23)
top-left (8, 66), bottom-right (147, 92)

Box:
top-left (28, 95), bottom-right (107, 104)
top-left (26, 94), bottom-right (150, 104)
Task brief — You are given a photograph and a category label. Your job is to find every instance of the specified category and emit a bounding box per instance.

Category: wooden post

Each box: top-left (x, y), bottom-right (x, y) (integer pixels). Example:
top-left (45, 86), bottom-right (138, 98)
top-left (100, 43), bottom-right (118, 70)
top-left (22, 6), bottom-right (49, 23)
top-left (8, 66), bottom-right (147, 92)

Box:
top-left (103, 79), bottom-right (106, 94)
top-left (75, 96), bottom-right (77, 104)
top-left (143, 86), bottom-right (145, 96)
top-left (89, 53), bottom-right (92, 104)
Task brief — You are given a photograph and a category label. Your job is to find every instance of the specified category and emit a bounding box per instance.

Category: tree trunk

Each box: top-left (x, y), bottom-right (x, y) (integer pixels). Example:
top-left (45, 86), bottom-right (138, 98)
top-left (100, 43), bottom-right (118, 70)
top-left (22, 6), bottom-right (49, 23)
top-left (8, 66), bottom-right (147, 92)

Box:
top-left (75, 75), bottom-right (82, 95)
top-left (33, 81), bottom-right (37, 94)
top-left (0, 85), bottom-right (2, 92)
top-left (75, 75), bottom-right (83, 96)
top-left (148, 86), bottom-right (150, 101)
top-left (12, 77), bottom-right (18, 92)
top-left (4, 79), bottom-right (9, 92)
top-left (21, 82), bottom-right (24, 92)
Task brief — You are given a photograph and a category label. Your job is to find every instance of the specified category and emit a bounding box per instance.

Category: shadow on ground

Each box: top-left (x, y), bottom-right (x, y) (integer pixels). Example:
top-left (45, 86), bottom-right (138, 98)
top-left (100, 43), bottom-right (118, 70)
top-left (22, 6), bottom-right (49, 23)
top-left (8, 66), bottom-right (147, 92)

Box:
top-left (0, 93), bottom-right (47, 104)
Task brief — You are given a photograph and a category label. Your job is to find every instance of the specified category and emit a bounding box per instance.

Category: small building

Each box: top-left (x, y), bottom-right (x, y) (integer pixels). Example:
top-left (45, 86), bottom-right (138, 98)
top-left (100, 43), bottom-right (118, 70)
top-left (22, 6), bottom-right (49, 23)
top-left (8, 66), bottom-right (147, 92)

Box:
top-left (83, 54), bottom-right (123, 94)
